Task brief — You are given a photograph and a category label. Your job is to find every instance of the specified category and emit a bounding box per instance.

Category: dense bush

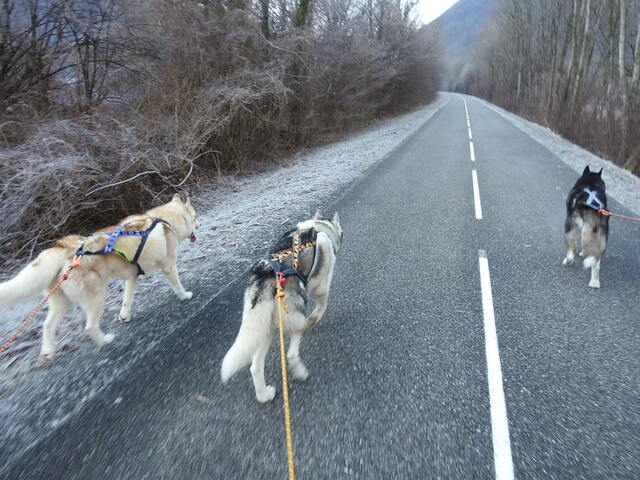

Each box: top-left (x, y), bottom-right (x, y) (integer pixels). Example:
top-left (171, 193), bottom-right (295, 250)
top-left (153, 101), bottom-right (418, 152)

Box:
top-left (0, 0), bottom-right (442, 266)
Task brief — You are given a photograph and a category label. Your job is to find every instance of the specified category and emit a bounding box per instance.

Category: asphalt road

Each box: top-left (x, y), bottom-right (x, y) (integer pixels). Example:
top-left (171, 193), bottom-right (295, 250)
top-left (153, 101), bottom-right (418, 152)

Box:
top-left (3, 95), bottom-right (639, 479)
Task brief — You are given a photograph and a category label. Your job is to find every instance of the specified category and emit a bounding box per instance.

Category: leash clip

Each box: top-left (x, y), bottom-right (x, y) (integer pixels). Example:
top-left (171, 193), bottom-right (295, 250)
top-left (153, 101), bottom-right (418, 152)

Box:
top-left (275, 271), bottom-right (287, 287)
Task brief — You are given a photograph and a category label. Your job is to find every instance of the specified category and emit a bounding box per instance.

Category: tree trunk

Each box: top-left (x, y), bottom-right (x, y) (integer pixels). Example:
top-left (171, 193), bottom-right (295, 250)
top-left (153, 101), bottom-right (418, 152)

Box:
top-left (618, 0), bottom-right (629, 161)
top-left (294, 0), bottom-right (310, 28)
top-left (260, 0), bottom-right (270, 39)
top-left (568, 0), bottom-right (591, 121)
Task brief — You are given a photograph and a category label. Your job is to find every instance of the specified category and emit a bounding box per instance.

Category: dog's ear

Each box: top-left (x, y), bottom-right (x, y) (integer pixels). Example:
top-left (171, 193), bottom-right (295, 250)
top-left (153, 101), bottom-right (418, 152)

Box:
top-left (331, 212), bottom-right (340, 226)
top-left (597, 168), bottom-right (603, 176)
top-left (583, 165), bottom-right (590, 175)
top-left (172, 193), bottom-right (183, 203)
top-left (313, 208), bottom-right (322, 220)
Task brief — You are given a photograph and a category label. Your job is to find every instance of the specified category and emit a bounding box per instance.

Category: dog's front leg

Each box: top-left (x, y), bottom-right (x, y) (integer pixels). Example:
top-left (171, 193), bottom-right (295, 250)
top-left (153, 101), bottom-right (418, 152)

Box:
top-left (162, 263), bottom-right (192, 300)
top-left (119, 277), bottom-right (138, 323)
top-left (80, 289), bottom-right (115, 347)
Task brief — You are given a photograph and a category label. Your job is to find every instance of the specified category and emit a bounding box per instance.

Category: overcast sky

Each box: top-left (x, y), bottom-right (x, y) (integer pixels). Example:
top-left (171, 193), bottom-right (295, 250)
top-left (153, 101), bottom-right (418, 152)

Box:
top-left (418, 0), bottom-right (460, 24)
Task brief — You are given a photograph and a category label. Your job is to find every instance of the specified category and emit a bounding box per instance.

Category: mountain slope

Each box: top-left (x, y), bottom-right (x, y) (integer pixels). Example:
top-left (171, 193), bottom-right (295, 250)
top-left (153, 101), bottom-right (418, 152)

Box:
top-left (433, 0), bottom-right (499, 56)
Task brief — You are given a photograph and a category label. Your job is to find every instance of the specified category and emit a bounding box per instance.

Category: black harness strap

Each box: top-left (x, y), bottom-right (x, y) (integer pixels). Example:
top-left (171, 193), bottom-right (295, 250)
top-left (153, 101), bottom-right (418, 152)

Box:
top-left (130, 218), bottom-right (167, 276)
top-left (270, 260), bottom-right (309, 285)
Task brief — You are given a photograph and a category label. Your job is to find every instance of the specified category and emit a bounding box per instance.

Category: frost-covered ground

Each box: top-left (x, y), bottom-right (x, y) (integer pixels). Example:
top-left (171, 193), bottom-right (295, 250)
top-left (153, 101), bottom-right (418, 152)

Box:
top-left (0, 95), bottom-right (449, 466)
top-left (0, 95), bottom-right (449, 373)
top-left (480, 99), bottom-right (640, 216)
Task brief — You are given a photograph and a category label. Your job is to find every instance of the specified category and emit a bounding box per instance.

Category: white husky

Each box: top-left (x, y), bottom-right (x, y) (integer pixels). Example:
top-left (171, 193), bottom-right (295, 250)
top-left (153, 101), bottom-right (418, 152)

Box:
top-left (221, 210), bottom-right (343, 402)
top-left (0, 194), bottom-right (199, 361)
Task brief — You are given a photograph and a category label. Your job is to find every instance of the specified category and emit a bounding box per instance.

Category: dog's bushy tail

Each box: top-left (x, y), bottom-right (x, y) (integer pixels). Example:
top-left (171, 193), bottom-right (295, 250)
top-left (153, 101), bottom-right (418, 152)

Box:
top-left (0, 246), bottom-right (72, 305)
top-left (221, 284), bottom-right (274, 383)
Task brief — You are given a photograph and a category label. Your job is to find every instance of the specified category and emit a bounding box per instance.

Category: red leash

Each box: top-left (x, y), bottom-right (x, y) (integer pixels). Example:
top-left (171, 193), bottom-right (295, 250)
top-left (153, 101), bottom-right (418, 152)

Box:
top-left (598, 208), bottom-right (640, 222)
top-left (0, 256), bottom-right (82, 355)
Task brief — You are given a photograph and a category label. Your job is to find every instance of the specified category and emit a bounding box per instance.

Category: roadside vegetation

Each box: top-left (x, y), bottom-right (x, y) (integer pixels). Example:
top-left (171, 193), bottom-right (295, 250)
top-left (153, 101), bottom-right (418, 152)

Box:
top-left (450, 0), bottom-right (640, 177)
top-left (0, 0), bottom-right (442, 268)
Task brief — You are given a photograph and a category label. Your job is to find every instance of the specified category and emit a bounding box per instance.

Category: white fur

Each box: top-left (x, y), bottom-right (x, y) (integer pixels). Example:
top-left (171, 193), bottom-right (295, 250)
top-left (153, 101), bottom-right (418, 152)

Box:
top-left (220, 288), bottom-right (274, 385)
top-left (0, 248), bottom-right (68, 305)
top-left (0, 195), bottom-right (199, 361)
top-left (583, 256), bottom-right (600, 288)
top-left (221, 211), bottom-right (342, 402)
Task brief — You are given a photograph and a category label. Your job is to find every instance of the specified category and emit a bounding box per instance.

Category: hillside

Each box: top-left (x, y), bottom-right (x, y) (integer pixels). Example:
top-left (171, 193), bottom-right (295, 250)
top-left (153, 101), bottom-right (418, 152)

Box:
top-left (432, 0), bottom-right (499, 56)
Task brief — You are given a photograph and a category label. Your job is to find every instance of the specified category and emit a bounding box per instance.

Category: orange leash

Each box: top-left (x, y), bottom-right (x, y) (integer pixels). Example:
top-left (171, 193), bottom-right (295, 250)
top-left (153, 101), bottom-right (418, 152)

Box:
top-left (598, 208), bottom-right (640, 222)
top-left (0, 255), bottom-right (82, 356)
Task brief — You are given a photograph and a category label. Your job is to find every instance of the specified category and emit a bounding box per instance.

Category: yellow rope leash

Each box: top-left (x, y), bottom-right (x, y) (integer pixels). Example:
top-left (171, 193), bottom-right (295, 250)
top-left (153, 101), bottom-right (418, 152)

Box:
top-left (275, 282), bottom-right (295, 480)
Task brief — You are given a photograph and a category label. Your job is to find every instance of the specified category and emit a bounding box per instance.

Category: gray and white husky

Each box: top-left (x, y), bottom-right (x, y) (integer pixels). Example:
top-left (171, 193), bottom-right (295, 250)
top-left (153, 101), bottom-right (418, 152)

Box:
top-left (221, 210), bottom-right (343, 402)
top-left (562, 166), bottom-right (609, 288)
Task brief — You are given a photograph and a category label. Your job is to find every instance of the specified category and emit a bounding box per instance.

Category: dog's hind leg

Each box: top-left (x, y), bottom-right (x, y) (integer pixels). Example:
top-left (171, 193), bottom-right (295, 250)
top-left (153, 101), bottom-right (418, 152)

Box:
top-left (589, 260), bottom-right (601, 288)
top-left (563, 216), bottom-right (580, 266)
top-left (307, 292), bottom-right (328, 329)
top-left (162, 262), bottom-right (192, 300)
top-left (581, 215), bottom-right (605, 288)
top-left (79, 288), bottom-right (115, 347)
top-left (585, 258), bottom-right (601, 289)
top-left (40, 292), bottom-right (71, 362)
top-left (287, 331), bottom-right (309, 382)
top-left (250, 334), bottom-right (276, 403)
top-left (119, 277), bottom-right (138, 323)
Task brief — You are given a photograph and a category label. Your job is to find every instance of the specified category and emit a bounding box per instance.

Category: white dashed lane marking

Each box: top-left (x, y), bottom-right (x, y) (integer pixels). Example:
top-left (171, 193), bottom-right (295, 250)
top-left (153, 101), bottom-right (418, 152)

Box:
top-left (472, 169), bottom-right (483, 220)
top-left (478, 250), bottom-right (515, 480)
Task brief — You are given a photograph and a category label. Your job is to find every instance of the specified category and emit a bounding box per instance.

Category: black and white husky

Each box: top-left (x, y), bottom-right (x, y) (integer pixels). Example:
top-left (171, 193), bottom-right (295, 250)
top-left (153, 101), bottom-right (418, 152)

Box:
top-left (562, 166), bottom-right (609, 288)
top-left (221, 210), bottom-right (343, 402)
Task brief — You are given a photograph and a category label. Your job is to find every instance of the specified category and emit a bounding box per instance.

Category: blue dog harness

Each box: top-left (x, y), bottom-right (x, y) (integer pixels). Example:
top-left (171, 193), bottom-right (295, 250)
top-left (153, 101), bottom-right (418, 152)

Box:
top-left (75, 218), bottom-right (169, 276)
top-left (580, 187), bottom-right (605, 211)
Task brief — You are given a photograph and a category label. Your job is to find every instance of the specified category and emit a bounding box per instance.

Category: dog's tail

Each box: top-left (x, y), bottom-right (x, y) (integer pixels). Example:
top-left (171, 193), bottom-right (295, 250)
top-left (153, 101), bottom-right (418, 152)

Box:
top-left (583, 256), bottom-right (598, 269)
top-left (0, 242), bottom-right (77, 306)
top-left (221, 275), bottom-right (275, 383)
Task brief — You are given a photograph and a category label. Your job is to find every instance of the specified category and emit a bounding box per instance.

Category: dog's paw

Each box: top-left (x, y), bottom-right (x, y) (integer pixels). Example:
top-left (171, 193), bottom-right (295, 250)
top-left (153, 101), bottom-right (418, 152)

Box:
top-left (119, 311), bottom-right (130, 323)
top-left (256, 385), bottom-right (276, 403)
top-left (562, 257), bottom-right (573, 266)
top-left (588, 280), bottom-right (600, 289)
top-left (101, 333), bottom-right (116, 346)
top-left (292, 364), bottom-right (310, 382)
top-left (39, 352), bottom-right (55, 364)
top-left (181, 291), bottom-right (193, 301)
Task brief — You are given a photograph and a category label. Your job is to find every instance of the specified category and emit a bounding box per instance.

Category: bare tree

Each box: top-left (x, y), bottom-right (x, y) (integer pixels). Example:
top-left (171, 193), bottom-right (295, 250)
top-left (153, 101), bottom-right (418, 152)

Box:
top-left (457, 0), bottom-right (640, 175)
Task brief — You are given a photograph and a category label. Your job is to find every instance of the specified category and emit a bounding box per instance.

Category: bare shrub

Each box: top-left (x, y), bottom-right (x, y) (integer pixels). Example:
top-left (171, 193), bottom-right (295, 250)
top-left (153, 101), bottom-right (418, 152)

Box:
top-left (0, 0), bottom-right (442, 268)
top-left (0, 115), bottom-right (191, 267)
